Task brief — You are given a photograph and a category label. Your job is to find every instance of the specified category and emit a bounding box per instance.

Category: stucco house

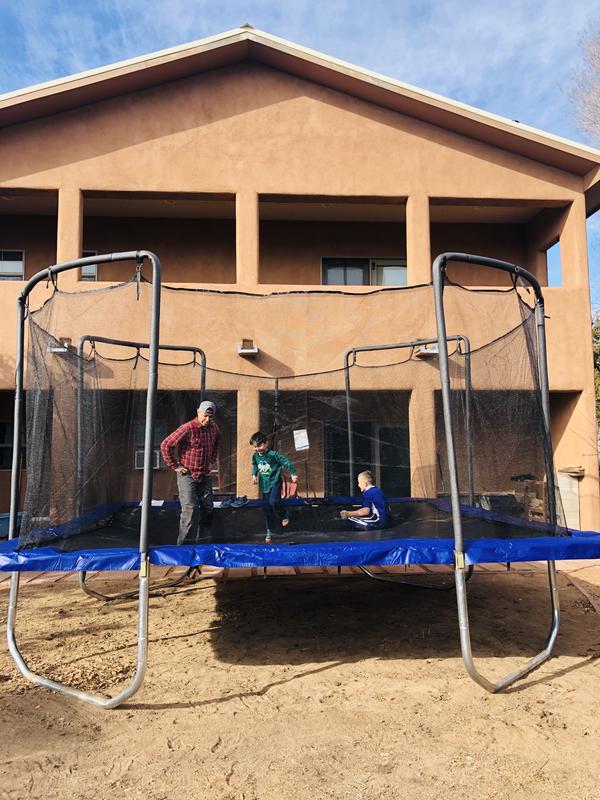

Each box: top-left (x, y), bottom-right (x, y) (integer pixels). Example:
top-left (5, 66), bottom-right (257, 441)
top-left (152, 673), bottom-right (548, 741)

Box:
top-left (1, 25), bottom-right (599, 529)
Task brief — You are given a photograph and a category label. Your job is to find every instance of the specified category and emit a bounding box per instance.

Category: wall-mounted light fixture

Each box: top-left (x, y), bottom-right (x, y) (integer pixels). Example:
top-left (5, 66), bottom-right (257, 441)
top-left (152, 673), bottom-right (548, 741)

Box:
top-left (237, 338), bottom-right (259, 357)
top-left (47, 337), bottom-right (73, 354)
top-left (414, 343), bottom-right (439, 359)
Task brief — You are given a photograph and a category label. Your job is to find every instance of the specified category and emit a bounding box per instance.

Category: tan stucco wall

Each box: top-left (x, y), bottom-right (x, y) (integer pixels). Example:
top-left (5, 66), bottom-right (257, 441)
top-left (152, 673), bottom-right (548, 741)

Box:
top-left (0, 60), bottom-right (597, 527)
top-left (0, 63), bottom-right (584, 201)
top-left (432, 223), bottom-right (531, 285)
top-left (0, 215), bottom-right (57, 279)
top-left (259, 220), bottom-right (406, 284)
top-left (85, 217), bottom-right (236, 283)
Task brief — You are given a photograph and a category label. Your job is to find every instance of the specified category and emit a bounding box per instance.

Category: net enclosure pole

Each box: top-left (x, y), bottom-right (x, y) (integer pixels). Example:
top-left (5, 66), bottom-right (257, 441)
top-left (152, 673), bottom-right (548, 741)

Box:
top-left (432, 251), bottom-right (560, 693)
top-left (457, 335), bottom-right (475, 507)
top-left (7, 251), bottom-right (161, 709)
top-left (75, 336), bottom-right (206, 602)
top-left (344, 350), bottom-right (356, 496)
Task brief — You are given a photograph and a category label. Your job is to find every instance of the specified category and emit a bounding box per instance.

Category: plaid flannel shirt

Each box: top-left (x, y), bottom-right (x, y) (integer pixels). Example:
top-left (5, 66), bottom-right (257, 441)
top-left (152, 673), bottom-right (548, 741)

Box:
top-left (160, 419), bottom-right (220, 479)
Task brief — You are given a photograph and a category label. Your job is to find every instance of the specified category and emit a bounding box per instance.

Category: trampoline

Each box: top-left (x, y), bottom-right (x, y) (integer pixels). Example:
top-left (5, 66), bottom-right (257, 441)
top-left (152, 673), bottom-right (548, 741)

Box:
top-left (5, 249), bottom-right (600, 708)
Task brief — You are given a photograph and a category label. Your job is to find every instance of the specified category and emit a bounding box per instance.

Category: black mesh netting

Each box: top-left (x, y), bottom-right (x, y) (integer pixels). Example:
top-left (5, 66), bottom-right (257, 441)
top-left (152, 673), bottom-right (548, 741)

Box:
top-left (18, 274), bottom-right (566, 548)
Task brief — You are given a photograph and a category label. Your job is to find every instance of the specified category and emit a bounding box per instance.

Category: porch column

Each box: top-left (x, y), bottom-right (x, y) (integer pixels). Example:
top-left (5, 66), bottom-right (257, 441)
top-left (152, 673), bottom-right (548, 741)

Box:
top-left (236, 386), bottom-right (260, 498)
top-left (236, 190), bottom-right (260, 287)
top-left (560, 196), bottom-right (589, 290)
top-left (409, 386), bottom-right (438, 498)
top-left (406, 194), bottom-right (431, 285)
top-left (56, 186), bottom-right (83, 290)
top-left (558, 196), bottom-right (599, 527)
top-left (46, 188), bottom-right (83, 519)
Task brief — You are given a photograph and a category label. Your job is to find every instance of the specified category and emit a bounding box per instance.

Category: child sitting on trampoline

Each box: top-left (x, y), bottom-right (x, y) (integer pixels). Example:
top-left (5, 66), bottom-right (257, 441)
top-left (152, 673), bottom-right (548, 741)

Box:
top-left (340, 470), bottom-right (392, 530)
top-left (250, 431), bottom-right (298, 543)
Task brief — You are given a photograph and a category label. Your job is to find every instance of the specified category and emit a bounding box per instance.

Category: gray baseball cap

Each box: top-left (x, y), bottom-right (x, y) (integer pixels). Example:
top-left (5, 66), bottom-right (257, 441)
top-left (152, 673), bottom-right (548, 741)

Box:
top-left (198, 400), bottom-right (216, 415)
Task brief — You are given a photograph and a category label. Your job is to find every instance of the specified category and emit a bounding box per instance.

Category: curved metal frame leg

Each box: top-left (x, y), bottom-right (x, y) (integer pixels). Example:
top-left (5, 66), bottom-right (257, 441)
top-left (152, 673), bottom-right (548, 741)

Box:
top-left (358, 564), bottom-right (474, 591)
top-left (6, 250), bottom-right (161, 708)
top-left (455, 559), bottom-right (560, 692)
top-left (7, 560), bottom-right (150, 709)
top-left (78, 566), bottom-right (200, 602)
top-left (432, 253), bottom-right (561, 692)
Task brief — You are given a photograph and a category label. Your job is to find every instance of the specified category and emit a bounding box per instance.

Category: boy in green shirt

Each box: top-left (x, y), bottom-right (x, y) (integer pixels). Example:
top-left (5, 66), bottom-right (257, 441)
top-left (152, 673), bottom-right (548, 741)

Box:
top-left (250, 431), bottom-right (298, 543)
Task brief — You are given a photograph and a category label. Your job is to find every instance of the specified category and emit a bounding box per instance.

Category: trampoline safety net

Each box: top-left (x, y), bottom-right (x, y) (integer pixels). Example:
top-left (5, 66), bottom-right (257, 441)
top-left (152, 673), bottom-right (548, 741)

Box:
top-left (18, 273), bottom-right (566, 550)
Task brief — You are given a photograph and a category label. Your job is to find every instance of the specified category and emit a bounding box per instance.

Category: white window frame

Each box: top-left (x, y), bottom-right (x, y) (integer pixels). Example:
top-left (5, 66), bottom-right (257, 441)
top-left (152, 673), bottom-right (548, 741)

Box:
top-left (0, 249), bottom-right (25, 281)
top-left (371, 258), bottom-right (407, 287)
top-left (134, 449), bottom-right (162, 470)
top-left (321, 256), bottom-right (407, 287)
top-left (321, 257), bottom-right (370, 286)
top-left (134, 419), bottom-right (168, 470)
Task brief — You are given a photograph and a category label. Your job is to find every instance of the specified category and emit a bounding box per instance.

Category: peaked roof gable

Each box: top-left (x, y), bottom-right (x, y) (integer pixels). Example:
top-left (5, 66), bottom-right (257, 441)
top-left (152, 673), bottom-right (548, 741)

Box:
top-left (2, 26), bottom-right (600, 196)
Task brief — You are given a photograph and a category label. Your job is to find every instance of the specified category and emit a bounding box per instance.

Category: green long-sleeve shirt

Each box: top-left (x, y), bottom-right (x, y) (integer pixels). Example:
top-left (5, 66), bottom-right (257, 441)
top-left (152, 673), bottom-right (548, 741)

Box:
top-left (252, 449), bottom-right (296, 493)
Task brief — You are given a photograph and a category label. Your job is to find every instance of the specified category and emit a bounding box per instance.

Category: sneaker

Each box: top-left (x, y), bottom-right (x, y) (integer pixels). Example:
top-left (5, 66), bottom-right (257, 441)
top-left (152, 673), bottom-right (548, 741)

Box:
top-left (265, 531), bottom-right (272, 543)
top-left (231, 495), bottom-right (248, 508)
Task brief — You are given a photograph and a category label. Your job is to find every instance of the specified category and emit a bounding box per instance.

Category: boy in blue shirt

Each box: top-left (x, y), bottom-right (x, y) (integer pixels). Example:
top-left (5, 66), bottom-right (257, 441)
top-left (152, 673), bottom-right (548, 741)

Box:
top-left (250, 431), bottom-right (298, 543)
top-left (340, 470), bottom-right (392, 529)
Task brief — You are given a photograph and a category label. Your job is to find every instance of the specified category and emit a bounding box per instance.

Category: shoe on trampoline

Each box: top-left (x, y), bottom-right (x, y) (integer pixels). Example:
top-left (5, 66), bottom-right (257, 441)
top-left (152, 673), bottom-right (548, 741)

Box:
top-left (231, 495), bottom-right (248, 508)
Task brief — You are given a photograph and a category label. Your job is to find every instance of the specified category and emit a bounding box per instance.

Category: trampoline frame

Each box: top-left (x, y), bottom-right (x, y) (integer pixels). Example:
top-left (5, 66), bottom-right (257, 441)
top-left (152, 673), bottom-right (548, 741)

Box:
top-left (6, 251), bottom-right (162, 708)
top-left (4, 250), bottom-right (565, 705)
top-left (432, 252), bottom-right (560, 692)
top-left (75, 335), bottom-right (207, 602)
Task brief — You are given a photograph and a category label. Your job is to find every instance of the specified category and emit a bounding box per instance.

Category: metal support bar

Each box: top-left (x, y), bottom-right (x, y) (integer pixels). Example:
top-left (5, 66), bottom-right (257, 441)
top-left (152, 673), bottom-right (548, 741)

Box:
top-left (7, 251), bottom-right (161, 708)
top-left (358, 564), bottom-right (474, 591)
top-left (78, 566), bottom-right (200, 602)
top-left (76, 335), bottom-right (206, 602)
top-left (433, 251), bottom-right (560, 692)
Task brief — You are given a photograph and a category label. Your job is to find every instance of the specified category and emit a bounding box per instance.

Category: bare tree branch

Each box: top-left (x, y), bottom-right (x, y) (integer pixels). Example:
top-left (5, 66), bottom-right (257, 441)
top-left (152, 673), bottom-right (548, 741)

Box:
top-left (571, 24), bottom-right (600, 145)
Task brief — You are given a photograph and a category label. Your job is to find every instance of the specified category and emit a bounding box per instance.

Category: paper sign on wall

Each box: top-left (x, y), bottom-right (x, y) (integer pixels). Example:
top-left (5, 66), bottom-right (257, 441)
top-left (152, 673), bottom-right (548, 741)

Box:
top-left (293, 429), bottom-right (309, 451)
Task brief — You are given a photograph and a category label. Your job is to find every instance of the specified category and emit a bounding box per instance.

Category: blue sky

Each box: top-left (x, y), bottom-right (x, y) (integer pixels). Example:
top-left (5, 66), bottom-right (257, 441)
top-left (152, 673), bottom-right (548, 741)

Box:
top-left (1, 0), bottom-right (599, 305)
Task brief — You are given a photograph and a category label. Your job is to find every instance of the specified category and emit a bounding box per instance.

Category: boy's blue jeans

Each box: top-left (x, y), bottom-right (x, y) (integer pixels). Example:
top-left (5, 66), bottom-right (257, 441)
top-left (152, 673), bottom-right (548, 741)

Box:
top-left (261, 481), bottom-right (287, 532)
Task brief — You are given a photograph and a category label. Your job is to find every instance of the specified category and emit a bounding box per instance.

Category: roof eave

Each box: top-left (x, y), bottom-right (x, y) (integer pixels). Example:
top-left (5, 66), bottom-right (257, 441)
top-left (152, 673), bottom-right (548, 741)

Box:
top-left (0, 29), bottom-right (250, 128)
top-left (1, 26), bottom-right (600, 185)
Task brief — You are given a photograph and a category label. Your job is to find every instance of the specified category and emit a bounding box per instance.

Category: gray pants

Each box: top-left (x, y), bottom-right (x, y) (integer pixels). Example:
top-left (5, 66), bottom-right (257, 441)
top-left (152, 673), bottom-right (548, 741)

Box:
top-left (176, 472), bottom-right (214, 545)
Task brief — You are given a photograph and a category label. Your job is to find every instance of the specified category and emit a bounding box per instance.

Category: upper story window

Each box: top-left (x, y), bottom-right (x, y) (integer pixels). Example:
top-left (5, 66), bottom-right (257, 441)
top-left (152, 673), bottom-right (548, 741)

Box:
top-left (81, 250), bottom-right (98, 282)
top-left (322, 258), bottom-right (370, 285)
top-left (322, 257), bottom-right (407, 286)
top-left (0, 250), bottom-right (24, 281)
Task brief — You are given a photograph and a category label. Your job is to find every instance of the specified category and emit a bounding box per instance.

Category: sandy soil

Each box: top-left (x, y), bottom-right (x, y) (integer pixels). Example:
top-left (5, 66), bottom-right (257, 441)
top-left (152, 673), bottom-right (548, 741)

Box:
top-left (1, 564), bottom-right (600, 800)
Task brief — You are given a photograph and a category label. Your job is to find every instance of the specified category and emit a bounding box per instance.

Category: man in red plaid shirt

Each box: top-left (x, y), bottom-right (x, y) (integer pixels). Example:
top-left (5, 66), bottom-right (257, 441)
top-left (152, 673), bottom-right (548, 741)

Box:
top-left (161, 400), bottom-right (220, 544)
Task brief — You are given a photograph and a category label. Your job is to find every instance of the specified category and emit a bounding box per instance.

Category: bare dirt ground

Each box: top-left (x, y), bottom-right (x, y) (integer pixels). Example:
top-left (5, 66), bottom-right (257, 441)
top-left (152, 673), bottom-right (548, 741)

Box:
top-left (1, 563), bottom-right (600, 800)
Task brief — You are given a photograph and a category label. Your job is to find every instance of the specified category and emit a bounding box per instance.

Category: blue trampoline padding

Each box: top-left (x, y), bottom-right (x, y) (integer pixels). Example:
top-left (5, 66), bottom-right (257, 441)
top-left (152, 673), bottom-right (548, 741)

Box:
top-left (3, 530), bottom-right (600, 572)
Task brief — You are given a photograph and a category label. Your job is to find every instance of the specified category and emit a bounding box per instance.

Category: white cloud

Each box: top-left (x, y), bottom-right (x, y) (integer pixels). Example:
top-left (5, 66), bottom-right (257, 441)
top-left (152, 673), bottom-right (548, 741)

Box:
top-left (2, 0), bottom-right (597, 140)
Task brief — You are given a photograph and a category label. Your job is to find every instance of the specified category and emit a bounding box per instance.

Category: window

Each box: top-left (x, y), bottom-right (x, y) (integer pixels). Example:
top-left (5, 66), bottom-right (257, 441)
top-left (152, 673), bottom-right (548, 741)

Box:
top-left (372, 258), bottom-right (407, 286)
top-left (322, 257), bottom-right (407, 286)
top-left (0, 421), bottom-right (25, 470)
top-left (0, 250), bottom-right (24, 281)
top-left (322, 258), bottom-right (370, 286)
top-left (81, 250), bottom-right (98, 281)
top-left (134, 449), bottom-right (162, 470)
top-left (324, 420), bottom-right (409, 496)
top-left (134, 419), bottom-right (168, 470)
